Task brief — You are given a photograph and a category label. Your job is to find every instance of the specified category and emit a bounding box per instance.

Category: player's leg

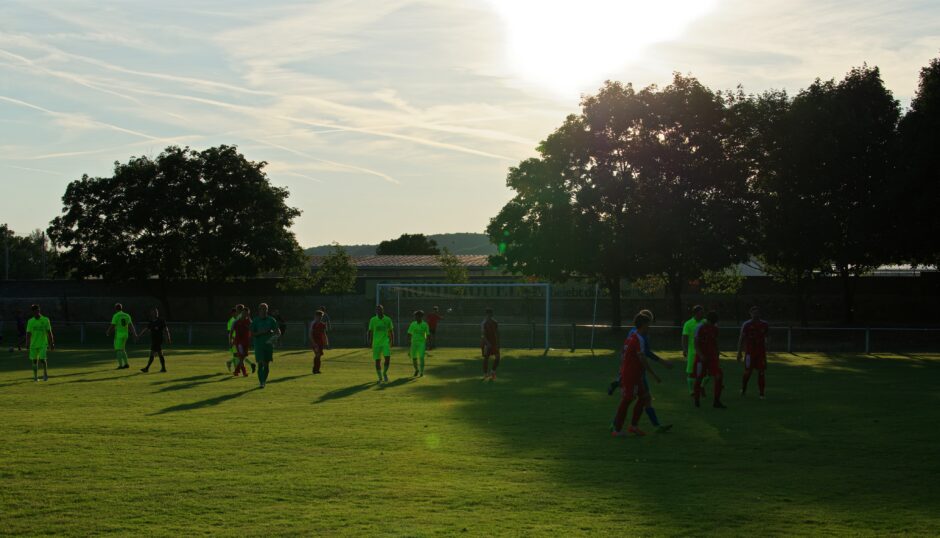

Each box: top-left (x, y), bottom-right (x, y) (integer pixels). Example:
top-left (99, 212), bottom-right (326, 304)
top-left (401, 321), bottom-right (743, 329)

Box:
top-left (630, 387), bottom-right (648, 433)
top-left (313, 347), bottom-right (322, 374)
top-left (692, 362), bottom-right (703, 407)
top-left (157, 349), bottom-right (166, 372)
top-left (713, 368), bottom-right (726, 408)
top-left (642, 376), bottom-right (662, 428)
top-left (142, 351), bottom-right (155, 373)
top-left (741, 354), bottom-right (752, 395)
top-left (607, 374), bottom-right (621, 396)
top-left (372, 347), bottom-right (383, 382)
top-left (482, 351), bottom-right (490, 380)
top-left (686, 355), bottom-right (695, 395)
top-left (40, 358), bottom-right (48, 381)
top-left (418, 345), bottom-right (426, 376)
top-left (757, 367), bottom-right (766, 398)
top-left (611, 390), bottom-right (634, 434)
top-left (410, 346), bottom-right (419, 376)
top-left (30, 353), bottom-right (39, 381)
top-left (491, 350), bottom-right (501, 380)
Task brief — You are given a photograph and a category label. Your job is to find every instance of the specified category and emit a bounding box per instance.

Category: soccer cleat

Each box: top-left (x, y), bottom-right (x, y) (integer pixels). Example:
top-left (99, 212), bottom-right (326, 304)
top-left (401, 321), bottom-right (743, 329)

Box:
top-left (656, 424), bottom-right (673, 433)
top-left (33, 378), bottom-right (39, 382)
top-left (419, 372), bottom-right (424, 377)
top-left (250, 363), bottom-right (256, 374)
top-left (713, 401), bottom-right (728, 409)
top-left (694, 398), bottom-right (700, 408)
top-left (626, 426), bottom-right (647, 436)
top-left (259, 382), bottom-right (265, 389)
top-left (383, 374), bottom-right (389, 383)
top-left (42, 374), bottom-right (48, 382)
top-left (140, 368), bottom-right (149, 373)
top-left (159, 369), bottom-right (167, 373)
top-left (610, 429), bottom-right (628, 437)
top-left (760, 395), bottom-right (766, 400)
top-left (490, 371), bottom-right (497, 381)
top-left (414, 368), bottom-right (419, 377)
top-left (116, 365), bottom-right (124, 370)
top-left (607, 382), bottom-right (618, 396)
top-left (312, 367), bottom-right (317, 374)
top-left (226, 362), bottom-right (232, 373)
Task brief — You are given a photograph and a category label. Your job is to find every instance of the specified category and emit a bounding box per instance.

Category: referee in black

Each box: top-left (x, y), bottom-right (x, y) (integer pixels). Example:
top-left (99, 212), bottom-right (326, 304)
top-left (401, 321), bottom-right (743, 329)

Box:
top-left (139, 307), bottom-right (171, 373)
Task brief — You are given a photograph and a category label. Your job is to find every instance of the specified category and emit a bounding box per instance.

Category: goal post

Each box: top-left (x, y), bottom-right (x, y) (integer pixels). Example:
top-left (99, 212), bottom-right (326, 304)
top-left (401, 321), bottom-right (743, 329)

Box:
top-left (375, 282), bottom-right (552, 350)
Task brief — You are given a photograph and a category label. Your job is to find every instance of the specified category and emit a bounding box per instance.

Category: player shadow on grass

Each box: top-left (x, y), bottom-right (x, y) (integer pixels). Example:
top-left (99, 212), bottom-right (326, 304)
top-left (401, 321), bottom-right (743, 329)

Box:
top-left (150, 373), bottom-right (221, 385)
top-left (153, 373), bottom-right (231, 393)
top-left (0, 368), bottom-right (114, 387)
top-left (150, 389), bottom-right (255, 415)
top-left (59, 371), bottom-right (145, 384)
top-left (314, 382), bottom-right (375, 404)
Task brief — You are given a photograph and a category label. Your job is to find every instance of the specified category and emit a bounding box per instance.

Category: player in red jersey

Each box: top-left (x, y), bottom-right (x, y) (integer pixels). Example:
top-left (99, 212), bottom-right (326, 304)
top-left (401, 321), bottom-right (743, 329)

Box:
top-left (481, 308), bottom-right (500, 381)
top-left (232, 307), bottom-right (252, 377)
top-left (611, 312), bottom-right (662, 436)
top-left (309, 310), bottom-right (328, 374)
top-left (693, 311), bottom-right (726, 409)
top-left (737, 306), bottom-right (769, 399)
top-left (425, 306), bottom-right (443, 350)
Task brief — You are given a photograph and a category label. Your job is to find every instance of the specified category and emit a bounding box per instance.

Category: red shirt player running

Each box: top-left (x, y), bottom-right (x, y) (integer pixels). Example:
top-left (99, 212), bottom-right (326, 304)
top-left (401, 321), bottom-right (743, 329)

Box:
top-left (309, 310), bottom-right (328, 374)
top-left (425, 306), bottom-right (443, 350)
top-left (693, 311), bottom-right (726, 409)
top-left (232, 309), bottom-right (252, 377)
top-left (737, 306), bottom-right (769, 399)
top-left (611, 312), bottom-right (661, 436)
top-left (481, 308), bottom-right (500, 381)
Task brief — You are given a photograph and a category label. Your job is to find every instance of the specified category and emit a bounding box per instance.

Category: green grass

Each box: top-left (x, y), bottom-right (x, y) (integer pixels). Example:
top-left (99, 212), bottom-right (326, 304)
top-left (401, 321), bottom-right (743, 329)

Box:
top-left (1, 346), bottom-right (938, 537)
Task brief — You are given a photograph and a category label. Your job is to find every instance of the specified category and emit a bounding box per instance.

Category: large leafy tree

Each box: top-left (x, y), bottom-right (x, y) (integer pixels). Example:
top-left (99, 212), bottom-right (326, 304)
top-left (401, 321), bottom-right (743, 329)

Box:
top-left (376, 234), bottom-right (440, 255)
top-left (753, 66), bottom-right (900, 323)
top-left (898, 57), bottom-right (940, 267)
top-left (47, 145), bottom-right (304, 315)
top-left (489, 75), bottom-right (751, 326)
top-left (0, 225), bottom-right (58, 280)
top-left (312, 244), bottom-right (358, 295)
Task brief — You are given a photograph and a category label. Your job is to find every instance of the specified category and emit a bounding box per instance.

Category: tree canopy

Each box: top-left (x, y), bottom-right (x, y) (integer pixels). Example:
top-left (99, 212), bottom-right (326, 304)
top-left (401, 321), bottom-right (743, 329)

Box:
top-left (376, 234), bottom-right (441, 255)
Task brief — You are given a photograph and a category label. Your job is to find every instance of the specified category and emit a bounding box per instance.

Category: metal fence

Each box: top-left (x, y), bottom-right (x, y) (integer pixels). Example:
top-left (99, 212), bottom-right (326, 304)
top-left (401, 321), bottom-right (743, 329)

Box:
top-left (2, 320), bottom-right (937, 354)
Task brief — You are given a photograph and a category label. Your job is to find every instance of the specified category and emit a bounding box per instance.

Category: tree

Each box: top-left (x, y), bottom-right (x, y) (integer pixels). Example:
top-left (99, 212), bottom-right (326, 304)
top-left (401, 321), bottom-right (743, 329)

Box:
top-left (898, 57), bottom-right (940, 266)
top-left (752, 66), bottom-right (900, 324)
top-left (376, 234), bottom-right (440, 255)
top-left (1, 225), bottom-right (58, 280)
top-left (312, 244), bottom-right (358, 294)
top-left (438, 247), bottom-right (469, 285)
top-left (47, 145), bottom-right (304, 316)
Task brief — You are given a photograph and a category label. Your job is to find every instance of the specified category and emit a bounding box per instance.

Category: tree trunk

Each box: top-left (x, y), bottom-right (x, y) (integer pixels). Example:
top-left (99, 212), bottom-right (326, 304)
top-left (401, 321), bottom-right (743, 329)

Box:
top-left (839, 266), bottom-right (855, 325)
top-left (668, 272), bottom-right (684, 326)
top-left (606, 276), bottom-right (622, 330)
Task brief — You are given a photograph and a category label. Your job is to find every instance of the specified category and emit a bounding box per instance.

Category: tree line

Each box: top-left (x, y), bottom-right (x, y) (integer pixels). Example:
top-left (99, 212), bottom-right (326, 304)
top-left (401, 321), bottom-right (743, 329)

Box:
top-left (487, 59), bottom-right (940, 327)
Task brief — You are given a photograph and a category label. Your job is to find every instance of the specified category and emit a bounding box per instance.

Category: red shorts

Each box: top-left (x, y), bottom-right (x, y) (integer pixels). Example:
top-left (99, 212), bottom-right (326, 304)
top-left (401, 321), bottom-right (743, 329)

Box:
top-left (481, 342), bottom-right (500, 357)
top-left (312, 339), bottom-right (326, 354)
top-left (744, 353), bottom-right (766, 370)
top-left (692, 355), bottom-right (721, 378)
top-left (620, 374), bottom-right (649, 400)
top-left (235, 342), bottom-right (251, 358)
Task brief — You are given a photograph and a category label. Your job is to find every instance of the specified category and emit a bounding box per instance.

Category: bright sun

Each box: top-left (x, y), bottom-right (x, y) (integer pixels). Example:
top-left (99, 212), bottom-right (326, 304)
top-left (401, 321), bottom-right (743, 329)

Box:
top-left (488, 0), bottom-right (717, 97)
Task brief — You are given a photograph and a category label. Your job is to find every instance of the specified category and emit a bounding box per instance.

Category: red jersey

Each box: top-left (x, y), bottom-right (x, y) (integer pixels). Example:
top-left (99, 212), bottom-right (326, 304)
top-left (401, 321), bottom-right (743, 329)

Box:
top-left (426, 312), bottom-right (442, 330)
top-left (233, 318), bottom-right (251, 346)
top-left (481, 318), bottom-right (499, 344)
top-left (311, 320), bottom-right (327, 345)
top-left (695, 323), bottom-right (719, 363)
top-left (619, 332), bottom-right (644, 382)
top-left (740, 319), bottom-right (769, 357)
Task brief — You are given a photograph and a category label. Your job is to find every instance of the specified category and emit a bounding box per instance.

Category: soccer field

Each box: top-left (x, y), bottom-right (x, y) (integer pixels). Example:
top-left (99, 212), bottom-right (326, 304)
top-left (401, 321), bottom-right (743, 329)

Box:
top-left (1, 347), bottom-right (938, 537)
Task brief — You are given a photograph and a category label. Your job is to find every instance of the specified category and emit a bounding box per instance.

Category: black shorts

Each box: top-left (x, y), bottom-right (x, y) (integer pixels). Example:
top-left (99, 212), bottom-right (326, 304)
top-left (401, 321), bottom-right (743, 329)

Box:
top-left (150, 344), bottom-right (164, 353)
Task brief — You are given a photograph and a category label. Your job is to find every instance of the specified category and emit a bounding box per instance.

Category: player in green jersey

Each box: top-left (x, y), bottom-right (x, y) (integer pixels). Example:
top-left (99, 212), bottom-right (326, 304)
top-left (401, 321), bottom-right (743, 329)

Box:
top-left (227, 304), bottom-right (255, 374)
top-left (250, 303), bottom-right (280, 389)
top-left (368, 305), bottom-right (394, 383)
top-left (25, 304), bottom-right (54, 382)
top-left (407, 310), bottom-right (431, 377)
top-left (107, 303), bottom-right (137, 369)
top-left (681, 305), bottom-right (706, 395)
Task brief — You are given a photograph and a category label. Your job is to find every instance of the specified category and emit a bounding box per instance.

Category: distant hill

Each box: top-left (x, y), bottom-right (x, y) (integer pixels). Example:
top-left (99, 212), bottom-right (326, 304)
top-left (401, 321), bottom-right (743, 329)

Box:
top-left (304, 233), bottom-right (496, 256)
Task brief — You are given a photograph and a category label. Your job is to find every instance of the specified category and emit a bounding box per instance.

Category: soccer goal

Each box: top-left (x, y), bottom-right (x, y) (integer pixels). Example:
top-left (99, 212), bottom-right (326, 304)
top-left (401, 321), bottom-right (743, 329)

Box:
top-left (375, 282), bottom-right (552, 350)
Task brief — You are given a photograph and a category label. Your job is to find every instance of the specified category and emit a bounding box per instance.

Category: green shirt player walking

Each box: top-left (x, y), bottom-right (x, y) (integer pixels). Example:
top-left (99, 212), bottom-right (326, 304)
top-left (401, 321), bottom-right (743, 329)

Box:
top-left (680, 305), bottom-right (705, 395)
top-left (407, 310), bottom-right (431, 378)
top-left (250, 303), bottom-right (280, 389)
top-left (107, 303), bottom-right (137, 369)
top-left (25, 304), bottom-right (54, 382)
top-left (368, 305), bottom-right (394, 384)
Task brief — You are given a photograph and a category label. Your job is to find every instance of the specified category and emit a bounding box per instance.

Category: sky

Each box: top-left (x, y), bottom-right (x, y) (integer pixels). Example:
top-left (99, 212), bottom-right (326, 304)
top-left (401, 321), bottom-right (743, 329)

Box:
top-left (1, 0), bottom-right (938, 247)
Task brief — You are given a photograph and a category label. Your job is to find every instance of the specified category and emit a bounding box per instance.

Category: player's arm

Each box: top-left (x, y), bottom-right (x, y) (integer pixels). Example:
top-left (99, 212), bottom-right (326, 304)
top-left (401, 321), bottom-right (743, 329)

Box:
top-left (736, 323), bottom-right (746, 362)
top-left (680, 329), bottom-right (689, 355)
top-left (366, 323), bottom-right (373, 348)
top-left (47, 327), bottom-right (55, 351)
top-left (130, 322), bottom-right (139, 340)
top-left (165, 325), bottom-right (172, 345)
top-left (106, 323), bottom-right (114, 336)
top-left (638, 350), bottom-right (661, 383)
top-left (388, 323), bottom-right (394, 346)
top-left (25, 330), bottom-right (31, 350)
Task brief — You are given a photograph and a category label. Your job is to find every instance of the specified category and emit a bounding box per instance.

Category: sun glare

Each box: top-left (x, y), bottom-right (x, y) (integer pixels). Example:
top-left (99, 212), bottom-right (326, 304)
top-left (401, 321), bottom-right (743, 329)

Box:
top-left (488, 0), bottom-right (717, 97)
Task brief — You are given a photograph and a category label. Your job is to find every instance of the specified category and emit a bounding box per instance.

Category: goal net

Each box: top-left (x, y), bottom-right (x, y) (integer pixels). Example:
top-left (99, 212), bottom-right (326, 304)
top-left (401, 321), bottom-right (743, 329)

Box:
top-left (375, 283), bottom-right (551, 350)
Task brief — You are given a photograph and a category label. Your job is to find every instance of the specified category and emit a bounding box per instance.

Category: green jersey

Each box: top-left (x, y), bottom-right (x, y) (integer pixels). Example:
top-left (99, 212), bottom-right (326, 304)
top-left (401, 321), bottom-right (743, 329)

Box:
top-left (368, 315), bottom-right (394, 348)
top-left (250, 316), bottom-right (279, 349)
top-left (682, 316), bottom-right (704, 361)
top-left (111, 312), bottom-right (133, 336)
top-left (407, 321), bottom-right (430, 344)
top-left (27, 315), bottom-right (52, 349)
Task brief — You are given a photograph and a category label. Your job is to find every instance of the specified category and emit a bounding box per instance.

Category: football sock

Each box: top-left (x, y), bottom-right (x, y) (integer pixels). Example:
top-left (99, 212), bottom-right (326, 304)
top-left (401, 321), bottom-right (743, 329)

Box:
top-left (492, 356), bottom-right (501, 371)
top-left (742, 370), bottom-right (752, 393)
top-left (418, 355), bottom-right (425, 375)
top-left (713, 375), bottom-right (724, 403)
top-left (483, 357), bottom-right (489, 374)
top-left (758, 371), bottom-right (766, 395)
top-left (375, 361), bottom-right (383, 381)
top-left (383, 357), bottom-right (390, 375)
top-left (686, 377), bottom-right (694, 393)
top-left (630, 400), bottom-right (645, 426)
top-left (32, 362), bottom-right (38, 380)
top-left (145, 355), bottom-right (155, 370)
top-left (645, 406), bottom-right (660, 426)
top-left (158, 353), bottom-right (166, 370)
top-left (412, 357), bottom-right (419, 372)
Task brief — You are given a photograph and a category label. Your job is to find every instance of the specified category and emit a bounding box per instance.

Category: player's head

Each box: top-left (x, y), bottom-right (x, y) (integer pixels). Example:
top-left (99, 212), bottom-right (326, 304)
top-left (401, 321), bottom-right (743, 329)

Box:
top-left (750, 305), bottom-right (761, 320)
top-left (151, 306), bottom-right (159, 318)
top-left (639, 309), bottom-right (654, 322)
top-left (242, 307), bottom-right (251, 318)
top-left (229, 307), bottom-right (236, 316)
top-left (707, 310), bottom-right (719, 324)
top-left (319, 305), bottom-right (327, 312)
top-left (634, 312), bottom-right (652, 332)
top-left (376, 304), bottom-right (384, 316)
top-left (433, 306), bottom-right (439, 312)
top-left (692, 305), bottom-right (704, 320)
top-left (314, 310), bottom-right (323, 320)
top-left (414, 309), bottom-right (424, 321)
top-left (258, 303), bottom-right (269, 316)
top-left (235, 304), bottom-right (245, 314)
top-left (30, 304), bottom-right (40, 317)
top-left (114, 303), bottom-right (123, 312)
top-left (485, 307), bottom-right (493, 318)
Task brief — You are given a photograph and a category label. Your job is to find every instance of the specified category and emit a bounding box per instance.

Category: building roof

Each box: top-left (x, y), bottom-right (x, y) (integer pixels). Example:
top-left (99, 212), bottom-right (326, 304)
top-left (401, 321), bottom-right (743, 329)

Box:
top-left (310, 254), bottom-right (491, 269)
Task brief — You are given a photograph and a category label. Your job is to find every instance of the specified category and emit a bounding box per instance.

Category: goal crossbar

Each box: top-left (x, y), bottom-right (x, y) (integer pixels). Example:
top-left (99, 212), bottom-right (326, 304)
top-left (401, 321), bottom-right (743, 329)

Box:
top-left (375, 282), bottom-right (552, 350)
